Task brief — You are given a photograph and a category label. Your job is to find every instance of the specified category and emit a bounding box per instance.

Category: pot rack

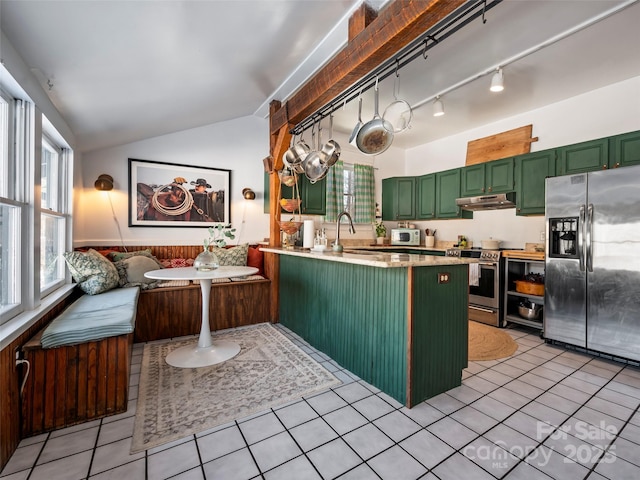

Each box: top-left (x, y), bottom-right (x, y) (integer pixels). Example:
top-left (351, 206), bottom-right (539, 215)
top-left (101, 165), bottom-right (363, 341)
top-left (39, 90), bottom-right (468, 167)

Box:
top-left (290, 0), bottom-right (503, 137)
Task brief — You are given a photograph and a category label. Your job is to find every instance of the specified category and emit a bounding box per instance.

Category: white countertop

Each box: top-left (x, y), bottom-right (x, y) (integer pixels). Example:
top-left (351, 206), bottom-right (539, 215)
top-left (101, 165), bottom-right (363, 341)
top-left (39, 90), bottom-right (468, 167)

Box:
top-left (261, 247), bottom-right (477, 268)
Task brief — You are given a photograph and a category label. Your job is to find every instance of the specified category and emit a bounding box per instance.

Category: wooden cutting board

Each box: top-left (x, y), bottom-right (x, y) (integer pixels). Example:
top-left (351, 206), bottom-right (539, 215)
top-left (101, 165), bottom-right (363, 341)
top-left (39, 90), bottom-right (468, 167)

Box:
top-left (466, 125), bottom-right (538, 165)
top-left (502, 250), bottom-right (545, 260)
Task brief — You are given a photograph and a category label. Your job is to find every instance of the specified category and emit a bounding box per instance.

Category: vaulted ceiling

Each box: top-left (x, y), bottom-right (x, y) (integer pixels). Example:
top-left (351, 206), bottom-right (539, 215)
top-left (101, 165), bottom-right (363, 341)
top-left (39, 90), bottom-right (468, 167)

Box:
top-left (2, 0), bottom-right (639, 154)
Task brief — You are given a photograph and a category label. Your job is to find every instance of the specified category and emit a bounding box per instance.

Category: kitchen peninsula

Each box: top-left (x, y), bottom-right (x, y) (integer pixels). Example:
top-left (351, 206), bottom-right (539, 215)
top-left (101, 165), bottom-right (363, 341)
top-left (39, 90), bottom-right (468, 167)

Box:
top-left (262, 247), bottom-right (476, 407)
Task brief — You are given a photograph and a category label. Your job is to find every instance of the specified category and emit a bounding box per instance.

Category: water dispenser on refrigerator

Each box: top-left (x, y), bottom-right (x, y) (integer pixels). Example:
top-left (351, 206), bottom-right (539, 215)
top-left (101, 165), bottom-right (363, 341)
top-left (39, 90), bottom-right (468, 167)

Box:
top-left (548, 217), bottom-right (578, 258)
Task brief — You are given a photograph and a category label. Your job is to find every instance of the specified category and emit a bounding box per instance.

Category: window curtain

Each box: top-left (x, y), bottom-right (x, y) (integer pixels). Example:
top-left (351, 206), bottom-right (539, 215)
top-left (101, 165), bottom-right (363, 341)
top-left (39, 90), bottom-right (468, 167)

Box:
top-left (324, 160), bottom-right (344, 222)
top-left (353, 163), bottom-right (375, 223)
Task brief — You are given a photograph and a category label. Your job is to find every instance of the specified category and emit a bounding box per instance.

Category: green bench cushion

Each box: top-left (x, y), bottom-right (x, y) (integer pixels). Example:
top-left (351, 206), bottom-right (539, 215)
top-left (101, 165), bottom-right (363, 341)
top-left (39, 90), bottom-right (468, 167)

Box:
top-left (41, 287), bottom-right (139, 348)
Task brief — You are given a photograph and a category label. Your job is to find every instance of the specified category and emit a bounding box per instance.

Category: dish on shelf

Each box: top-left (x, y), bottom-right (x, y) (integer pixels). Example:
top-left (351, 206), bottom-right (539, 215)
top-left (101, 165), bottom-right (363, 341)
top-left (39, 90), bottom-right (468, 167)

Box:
top-left (514, 280), bottom-right (544, 296)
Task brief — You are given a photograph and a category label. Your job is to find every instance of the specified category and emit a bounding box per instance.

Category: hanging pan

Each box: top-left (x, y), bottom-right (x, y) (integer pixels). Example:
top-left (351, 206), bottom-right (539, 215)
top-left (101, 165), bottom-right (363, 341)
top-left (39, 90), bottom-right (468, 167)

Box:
top-left (283, 133), bottom-right (309, 174)
top-left (348, 95), bottom-right (364, 146)
top-left (303, 119), bottom-right (329, 184)
top-left (320, 113), bottom-right (341, 167)
top-left (355, 77), bottom-right (394, 155)
top-left (383, 70), bottom-right (412, 133)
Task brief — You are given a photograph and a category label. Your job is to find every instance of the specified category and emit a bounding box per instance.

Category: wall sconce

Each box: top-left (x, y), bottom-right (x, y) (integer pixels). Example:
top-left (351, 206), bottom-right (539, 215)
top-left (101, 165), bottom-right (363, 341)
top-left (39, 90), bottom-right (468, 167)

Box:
top-left (242, 188), bottom-right (256, 200)
top-left (432, 96), bottom-right (445, 117)
top-left (94, 174), bottom-right (114, 191)
top-left (490, 68), bottom-right (504, 92)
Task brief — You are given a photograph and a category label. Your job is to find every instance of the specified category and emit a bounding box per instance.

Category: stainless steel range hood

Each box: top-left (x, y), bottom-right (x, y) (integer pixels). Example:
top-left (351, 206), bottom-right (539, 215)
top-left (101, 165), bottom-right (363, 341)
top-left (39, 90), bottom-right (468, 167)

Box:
top-left (455, 192), bottom-right (516, 211)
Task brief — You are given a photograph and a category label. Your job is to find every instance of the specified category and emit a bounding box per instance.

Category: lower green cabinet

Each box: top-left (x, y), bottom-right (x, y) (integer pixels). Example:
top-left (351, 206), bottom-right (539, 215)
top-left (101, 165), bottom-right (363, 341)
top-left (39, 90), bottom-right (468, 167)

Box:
top-left (515, 149), bottom-right (556, 216)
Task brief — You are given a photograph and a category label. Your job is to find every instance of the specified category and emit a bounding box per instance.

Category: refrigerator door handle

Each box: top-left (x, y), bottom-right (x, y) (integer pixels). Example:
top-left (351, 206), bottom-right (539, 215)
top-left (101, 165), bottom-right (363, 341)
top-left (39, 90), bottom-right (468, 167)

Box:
top-left (586, 203), bottom-right (594, 273)
top-left (578, 204), bottom-right (586, 272)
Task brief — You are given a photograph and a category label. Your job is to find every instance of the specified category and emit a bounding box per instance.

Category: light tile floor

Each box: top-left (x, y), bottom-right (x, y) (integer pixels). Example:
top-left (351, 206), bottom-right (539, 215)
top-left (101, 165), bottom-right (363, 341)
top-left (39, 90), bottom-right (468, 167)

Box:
top-left (2, 324), bottom-right (640, 480)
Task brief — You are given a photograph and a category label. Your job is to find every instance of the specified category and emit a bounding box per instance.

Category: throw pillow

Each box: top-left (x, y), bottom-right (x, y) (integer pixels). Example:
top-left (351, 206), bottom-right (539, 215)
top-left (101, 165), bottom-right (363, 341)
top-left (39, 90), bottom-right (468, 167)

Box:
top-left (247, 246), bottom-right (264, 276)
top-left (115, 256), bottom-right (160, 290)
top-left (211, 243), bottom-right (249, 266)
top-left (159, 258), bottom-right (194, 268)
top-left (63, 249), bottom-right (119, 295)
top-left (108, 249), bottom-right (164, 268)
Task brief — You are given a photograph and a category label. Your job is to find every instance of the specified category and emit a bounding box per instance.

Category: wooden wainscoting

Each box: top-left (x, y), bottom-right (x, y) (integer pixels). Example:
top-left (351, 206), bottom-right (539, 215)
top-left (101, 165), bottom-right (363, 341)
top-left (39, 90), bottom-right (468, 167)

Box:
top-left (134, 279), bottom-right (271, 342)
top-left (20, 331), bottom-right (133, 437)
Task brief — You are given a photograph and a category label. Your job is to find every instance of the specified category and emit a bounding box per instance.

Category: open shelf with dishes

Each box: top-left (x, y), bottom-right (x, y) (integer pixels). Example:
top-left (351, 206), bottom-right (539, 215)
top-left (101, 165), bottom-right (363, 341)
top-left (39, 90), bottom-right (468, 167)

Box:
top-left (504, 257), bottom-right (545, 330)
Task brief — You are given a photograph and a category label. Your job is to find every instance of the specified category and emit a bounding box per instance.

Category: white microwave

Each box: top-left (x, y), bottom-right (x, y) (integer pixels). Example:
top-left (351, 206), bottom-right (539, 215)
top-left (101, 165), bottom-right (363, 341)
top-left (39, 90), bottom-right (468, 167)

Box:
top-left (391, 228), bottom-right (420, 246)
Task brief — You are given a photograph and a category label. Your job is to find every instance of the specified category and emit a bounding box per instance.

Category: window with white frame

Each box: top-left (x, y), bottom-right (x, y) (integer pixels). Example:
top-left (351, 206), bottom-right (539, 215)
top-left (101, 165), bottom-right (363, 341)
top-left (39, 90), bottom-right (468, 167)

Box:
top-left (40, 135), bottom-right (69, 293)
top-left (0, 91), bottom-right (23, 322)
top-left (0, 76), bottom-right (73, 326)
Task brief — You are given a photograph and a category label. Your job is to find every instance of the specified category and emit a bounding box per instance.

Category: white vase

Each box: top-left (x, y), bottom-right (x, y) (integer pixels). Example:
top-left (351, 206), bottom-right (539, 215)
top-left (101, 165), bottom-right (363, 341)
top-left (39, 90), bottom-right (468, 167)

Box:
top-left (376, 237), bottom-right (385, 245)
top-left (194, 248), bottom-right (219, 271)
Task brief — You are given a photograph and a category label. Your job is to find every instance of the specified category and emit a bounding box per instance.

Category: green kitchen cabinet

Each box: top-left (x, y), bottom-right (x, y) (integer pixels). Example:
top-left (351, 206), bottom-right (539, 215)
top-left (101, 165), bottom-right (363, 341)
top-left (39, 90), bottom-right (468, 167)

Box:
top-left (610, 130), bottom-right (640, 168)
top-left (301, 176), bottom-right (326, 215)
top-left (435, 168), bottom-right (472, 219)
top-left (263, 172), bottom-right (326, 215)
top-left (416, 173), bottom-right (436, 219)
top-left (514, 149), bottom-right (557, 216)
top-left (460, 163), bottom-right (485, 196)
top-left (382, 177), bottom-right (416, 221)
top-left (460, 158), bottom-right (514, 196)
top-left (556, 138), bottom-right (609, 175)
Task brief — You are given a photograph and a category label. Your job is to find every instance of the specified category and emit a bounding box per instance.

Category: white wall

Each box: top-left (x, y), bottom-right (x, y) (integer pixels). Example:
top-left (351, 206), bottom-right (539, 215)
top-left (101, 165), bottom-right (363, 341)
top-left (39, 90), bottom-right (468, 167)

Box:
top-left (400, 76), bottom-right (640, 249)
top-left (76, 115), bottom-right (271, 246)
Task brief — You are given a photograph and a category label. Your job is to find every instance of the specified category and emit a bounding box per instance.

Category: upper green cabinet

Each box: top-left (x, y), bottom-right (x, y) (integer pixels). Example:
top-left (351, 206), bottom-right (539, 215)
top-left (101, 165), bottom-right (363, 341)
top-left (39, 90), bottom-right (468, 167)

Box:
top-left (382, 177), bottom-right (416, 220)
top-left (556, 138), bottom-right (609, 175)
top-left (610, 130), bottom-right (640, 168)
top-left (514, 149), bottom-right (556, 216)
top-left (301, 176), bottom-right (327, 215)
top-left (435, 168), bottom-right (472, 219)
top-left (263, 172), bottom-right (326, 215)
top-left (461, 158), bottom-right (514, 196)
top-left (416, 173), bottom-right (436, 219)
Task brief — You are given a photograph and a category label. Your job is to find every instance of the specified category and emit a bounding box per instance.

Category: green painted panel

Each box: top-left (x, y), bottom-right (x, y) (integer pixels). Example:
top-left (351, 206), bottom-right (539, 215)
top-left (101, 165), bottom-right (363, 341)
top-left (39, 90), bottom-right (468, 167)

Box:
top-left (279, 255), bottom-right (409, 403)
top-left (410, 264), bottom-right (468, 405)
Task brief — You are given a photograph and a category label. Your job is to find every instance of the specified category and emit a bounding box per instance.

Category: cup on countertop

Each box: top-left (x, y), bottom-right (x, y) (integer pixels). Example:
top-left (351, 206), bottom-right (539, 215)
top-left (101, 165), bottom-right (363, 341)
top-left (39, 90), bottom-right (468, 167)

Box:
top-left (425, 235), bottom-right (435, 247)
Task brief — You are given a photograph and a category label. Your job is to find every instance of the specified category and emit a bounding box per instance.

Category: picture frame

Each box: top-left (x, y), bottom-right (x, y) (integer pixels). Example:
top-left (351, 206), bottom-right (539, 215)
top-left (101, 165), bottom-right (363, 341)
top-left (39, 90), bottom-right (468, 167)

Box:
top-left (128, 158), bottom-right (231, 227)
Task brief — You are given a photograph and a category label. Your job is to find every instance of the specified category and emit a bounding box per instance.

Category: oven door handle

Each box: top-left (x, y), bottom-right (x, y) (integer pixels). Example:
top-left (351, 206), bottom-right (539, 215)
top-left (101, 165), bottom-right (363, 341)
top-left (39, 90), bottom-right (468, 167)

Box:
top-left (469, 305), bottom-right (496, 313)
top-left (478, 262), bottom-right (497, 267)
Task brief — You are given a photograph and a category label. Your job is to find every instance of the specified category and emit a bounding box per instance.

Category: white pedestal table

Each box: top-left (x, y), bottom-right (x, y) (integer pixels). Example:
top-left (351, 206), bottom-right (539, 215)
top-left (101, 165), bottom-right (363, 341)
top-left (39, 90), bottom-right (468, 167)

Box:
top-left (144, 265), bottom-right (258, 368)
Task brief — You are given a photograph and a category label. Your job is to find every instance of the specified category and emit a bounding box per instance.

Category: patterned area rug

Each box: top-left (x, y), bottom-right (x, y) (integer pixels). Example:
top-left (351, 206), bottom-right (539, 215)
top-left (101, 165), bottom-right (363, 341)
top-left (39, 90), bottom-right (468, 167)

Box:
top-left (131, 323), bottom-right (341, 453)
top-left (468, 321), bottom-right (519, 361)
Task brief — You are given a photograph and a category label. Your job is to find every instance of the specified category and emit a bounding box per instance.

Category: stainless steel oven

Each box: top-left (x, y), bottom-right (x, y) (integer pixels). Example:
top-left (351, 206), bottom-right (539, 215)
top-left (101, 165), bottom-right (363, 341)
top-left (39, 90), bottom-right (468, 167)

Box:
top-left (446, 248), bottom-right (505, 327)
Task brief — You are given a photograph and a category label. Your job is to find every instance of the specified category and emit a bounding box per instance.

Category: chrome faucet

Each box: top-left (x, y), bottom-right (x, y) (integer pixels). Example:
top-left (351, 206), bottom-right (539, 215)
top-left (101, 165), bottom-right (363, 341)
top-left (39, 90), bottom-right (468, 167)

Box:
top-left (333, 211), bottom-right (356, 252)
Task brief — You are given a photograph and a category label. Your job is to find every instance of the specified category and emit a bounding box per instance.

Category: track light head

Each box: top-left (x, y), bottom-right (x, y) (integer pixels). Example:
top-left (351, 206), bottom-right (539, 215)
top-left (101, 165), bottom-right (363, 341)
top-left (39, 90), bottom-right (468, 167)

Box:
top-left (490, 68), bottom-right (504, 92)
top-left (433, 96), bottom-right (445, 117)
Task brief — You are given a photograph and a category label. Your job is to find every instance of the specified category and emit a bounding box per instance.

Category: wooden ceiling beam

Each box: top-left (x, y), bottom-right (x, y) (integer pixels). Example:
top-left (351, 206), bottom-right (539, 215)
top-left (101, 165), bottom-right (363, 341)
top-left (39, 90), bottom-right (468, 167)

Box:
top-left (270, 0), bottom-right (466, 135)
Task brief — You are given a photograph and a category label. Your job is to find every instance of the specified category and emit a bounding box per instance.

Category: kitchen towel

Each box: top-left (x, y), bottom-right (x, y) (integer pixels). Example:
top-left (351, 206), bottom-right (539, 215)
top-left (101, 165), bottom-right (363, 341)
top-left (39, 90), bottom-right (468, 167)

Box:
top-left (469, 262), bottom-right (480, 286)
top-left (303, 220), bottom-right (315, 249)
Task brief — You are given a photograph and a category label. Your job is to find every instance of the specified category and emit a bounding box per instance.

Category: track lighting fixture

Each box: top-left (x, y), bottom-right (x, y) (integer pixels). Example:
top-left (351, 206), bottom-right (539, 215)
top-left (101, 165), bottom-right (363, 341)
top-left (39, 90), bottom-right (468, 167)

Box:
top-left (490, 68), bottom-right (504, 92)
top-left (433, 96), bottom-right (445, 117)
top-left (94, 174), bottom-right (114, 191)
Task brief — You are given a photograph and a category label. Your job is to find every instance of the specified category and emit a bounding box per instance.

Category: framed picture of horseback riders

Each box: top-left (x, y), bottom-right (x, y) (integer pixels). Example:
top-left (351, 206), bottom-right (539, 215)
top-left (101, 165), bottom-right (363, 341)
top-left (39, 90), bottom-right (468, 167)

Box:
top-left (128, 158), bottom-right (231, 227)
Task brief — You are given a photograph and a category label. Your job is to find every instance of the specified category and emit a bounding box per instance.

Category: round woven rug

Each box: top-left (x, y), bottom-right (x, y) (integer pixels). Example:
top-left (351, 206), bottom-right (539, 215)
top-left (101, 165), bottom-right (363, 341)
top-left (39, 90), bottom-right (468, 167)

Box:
top-left (468, 321), bottom-right (518, 361)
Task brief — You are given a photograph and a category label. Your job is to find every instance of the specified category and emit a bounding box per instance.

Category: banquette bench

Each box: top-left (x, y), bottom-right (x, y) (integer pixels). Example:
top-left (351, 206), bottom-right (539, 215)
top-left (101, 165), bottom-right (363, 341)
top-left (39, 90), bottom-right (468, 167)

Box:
top-left (20, 244), bottom-right (270, 437)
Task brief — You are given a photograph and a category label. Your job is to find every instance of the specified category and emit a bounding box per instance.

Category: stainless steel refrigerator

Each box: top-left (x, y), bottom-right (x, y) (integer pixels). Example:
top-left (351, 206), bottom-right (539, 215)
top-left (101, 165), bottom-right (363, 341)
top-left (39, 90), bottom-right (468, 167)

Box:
top-left (545, 164), bottom-right (640, 362)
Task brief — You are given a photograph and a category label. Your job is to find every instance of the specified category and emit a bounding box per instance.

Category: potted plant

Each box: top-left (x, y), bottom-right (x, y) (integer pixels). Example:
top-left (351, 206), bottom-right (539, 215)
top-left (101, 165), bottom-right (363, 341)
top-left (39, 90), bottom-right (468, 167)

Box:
top-left (195, 225), bottom-right (236, 271)
top-left (374, 221), bottom-right (386, 245)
